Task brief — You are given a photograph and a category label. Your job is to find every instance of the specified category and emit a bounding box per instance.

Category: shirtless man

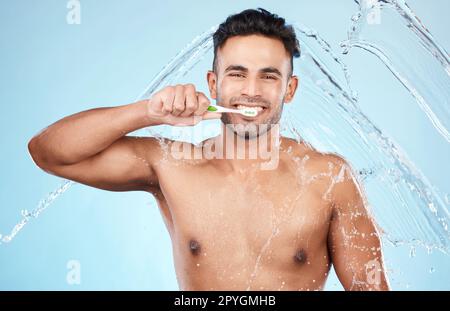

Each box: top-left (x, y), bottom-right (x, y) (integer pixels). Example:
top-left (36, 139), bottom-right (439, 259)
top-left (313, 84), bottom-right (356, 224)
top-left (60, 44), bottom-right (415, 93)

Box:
top-left (28, 8), bottom-right (389, 290)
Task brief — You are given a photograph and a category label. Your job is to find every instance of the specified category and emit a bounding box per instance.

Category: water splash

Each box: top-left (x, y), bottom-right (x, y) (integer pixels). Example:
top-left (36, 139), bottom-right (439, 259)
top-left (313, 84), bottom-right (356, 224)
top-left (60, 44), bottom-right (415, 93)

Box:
top-left (285, 21), bottom-right (450, 252)
top-left (136, 26), bottom-right (216, 102)
top-left (342, 0), bottom-right (450, 142)
top-left (0, 180), bottom-right (74, 245)
top-left (340, 0), bottom-right (450, 248)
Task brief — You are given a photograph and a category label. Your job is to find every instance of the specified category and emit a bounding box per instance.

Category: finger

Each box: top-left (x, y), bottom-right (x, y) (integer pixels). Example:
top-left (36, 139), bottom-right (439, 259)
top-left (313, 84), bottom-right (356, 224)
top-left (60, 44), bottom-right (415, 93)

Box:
top-left (172, 84), bottom-right (186, 116)
top-left (180, 84), bottom-right (198, 117)
top-left (202, 111), bottom-right (222, 120)
top-left (174, 112), bottom-right (221, 126)
top-left (161, 87), bottom-right (175, 114)
top-left (194, 91), bottom-right (211, 116)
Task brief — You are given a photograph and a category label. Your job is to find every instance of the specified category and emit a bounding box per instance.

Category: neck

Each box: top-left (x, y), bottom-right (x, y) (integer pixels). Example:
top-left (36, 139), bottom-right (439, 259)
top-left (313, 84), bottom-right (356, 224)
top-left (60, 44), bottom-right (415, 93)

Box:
top-left (210, 123), bottom-right (282, 171)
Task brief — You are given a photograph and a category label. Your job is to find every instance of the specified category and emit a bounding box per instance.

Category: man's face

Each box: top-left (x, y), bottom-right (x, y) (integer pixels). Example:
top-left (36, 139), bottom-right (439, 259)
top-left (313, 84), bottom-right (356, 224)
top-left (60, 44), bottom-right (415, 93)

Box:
top-left (207, 34), bottom-right (298, 139)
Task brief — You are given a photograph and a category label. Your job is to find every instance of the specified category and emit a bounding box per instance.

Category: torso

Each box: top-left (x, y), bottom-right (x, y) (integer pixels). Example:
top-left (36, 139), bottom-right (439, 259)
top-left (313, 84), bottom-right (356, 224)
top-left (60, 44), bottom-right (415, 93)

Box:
top-left (148, 136), bottom-right (340, 290)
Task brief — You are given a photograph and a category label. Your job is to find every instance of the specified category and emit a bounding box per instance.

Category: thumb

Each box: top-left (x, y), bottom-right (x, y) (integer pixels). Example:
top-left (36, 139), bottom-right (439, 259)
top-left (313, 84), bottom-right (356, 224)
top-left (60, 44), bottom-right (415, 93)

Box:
top-left (173, 112), bottom-right (221, 126)
top-left (202, 111), bottom-right (222, 120)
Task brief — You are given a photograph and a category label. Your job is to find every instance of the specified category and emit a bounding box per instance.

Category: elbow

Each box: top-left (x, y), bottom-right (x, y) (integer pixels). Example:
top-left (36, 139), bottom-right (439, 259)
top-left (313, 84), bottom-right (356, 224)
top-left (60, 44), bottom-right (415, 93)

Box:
top-left (28, 136), bottom-right (52, 171)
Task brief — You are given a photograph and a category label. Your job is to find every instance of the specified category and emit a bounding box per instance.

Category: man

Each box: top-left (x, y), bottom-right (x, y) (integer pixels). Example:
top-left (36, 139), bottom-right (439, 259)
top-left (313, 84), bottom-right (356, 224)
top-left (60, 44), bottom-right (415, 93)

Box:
top-left (28, 8), bottom-right (389, 290)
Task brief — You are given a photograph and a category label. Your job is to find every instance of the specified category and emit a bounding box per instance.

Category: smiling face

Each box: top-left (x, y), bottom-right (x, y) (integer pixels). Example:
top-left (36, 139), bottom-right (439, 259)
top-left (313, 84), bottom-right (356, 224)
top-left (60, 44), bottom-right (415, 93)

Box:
top-left (207, 34), bottom-right (299, 139)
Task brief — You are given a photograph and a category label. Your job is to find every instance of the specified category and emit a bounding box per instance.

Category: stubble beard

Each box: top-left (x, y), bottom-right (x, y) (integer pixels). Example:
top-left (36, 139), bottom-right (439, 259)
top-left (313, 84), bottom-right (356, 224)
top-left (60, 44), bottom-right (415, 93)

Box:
top-left (219, 97), bottom-right (284, 140)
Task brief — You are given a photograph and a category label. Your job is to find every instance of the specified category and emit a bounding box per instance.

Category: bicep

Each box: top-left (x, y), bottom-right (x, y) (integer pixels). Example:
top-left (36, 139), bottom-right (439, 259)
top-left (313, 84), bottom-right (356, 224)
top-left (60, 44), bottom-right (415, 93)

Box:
top-left (43, 136), bottom-right (160, 192)
top-left (328, 160), bottom-right (389, 290)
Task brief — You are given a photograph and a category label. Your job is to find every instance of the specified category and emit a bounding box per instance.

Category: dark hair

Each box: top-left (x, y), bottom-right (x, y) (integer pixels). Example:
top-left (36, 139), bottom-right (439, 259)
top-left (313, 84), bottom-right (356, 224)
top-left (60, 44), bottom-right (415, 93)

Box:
top-left (212, 8), bottom-right (300, 76)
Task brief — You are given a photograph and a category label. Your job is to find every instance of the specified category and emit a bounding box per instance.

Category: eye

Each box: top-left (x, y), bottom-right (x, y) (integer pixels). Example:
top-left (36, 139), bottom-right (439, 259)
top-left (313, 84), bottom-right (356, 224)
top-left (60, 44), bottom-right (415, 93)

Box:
top-left (263, 75), bottom-right (277, 80)
top-left (229, 73), bottom-right (245, 78)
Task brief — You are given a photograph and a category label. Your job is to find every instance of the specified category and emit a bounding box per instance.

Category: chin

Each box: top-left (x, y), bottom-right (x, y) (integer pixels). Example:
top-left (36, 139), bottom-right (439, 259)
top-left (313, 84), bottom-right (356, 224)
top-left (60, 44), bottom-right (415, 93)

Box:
top-left (225, 122), bottom-right (273, 140)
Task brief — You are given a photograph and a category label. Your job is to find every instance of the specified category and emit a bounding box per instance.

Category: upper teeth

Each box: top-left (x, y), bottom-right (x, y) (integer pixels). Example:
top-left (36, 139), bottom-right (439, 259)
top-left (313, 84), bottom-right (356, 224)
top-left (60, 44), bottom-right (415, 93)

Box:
top-left (236, 105), bottom-right (264, 112)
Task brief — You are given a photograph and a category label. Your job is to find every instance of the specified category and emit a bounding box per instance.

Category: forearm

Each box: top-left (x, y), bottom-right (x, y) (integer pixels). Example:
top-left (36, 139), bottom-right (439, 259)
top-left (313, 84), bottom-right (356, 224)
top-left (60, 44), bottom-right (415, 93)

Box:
top-left (28, 100), bottom-right (153, 166)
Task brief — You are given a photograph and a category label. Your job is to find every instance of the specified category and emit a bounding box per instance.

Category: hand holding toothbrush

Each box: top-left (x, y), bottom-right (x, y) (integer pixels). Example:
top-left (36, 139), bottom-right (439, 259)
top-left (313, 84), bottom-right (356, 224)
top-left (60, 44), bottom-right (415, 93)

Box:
top-left (146, 84), bottom-right (221, 126)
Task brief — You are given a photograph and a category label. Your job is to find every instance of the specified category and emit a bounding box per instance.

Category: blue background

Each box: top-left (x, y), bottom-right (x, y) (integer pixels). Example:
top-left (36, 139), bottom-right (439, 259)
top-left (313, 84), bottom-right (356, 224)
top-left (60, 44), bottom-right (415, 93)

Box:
top-left (0, 0), bottom-right (449, 290)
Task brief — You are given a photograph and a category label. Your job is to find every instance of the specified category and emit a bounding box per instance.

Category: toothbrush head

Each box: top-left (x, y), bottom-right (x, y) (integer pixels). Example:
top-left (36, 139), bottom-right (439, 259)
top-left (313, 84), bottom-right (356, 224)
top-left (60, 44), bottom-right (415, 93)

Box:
top-left (240, 108), bottom-right (258, 117)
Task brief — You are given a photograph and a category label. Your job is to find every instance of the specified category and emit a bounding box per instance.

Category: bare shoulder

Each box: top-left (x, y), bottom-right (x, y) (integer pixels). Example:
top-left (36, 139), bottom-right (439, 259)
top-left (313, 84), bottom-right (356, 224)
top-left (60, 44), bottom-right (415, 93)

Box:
top-left (302, 150), bottom-right (368, 216)
top-left (319, 152), bottom-right (366, 210)
top-left (319, 152), bottom-right (352, 175)
top-left (309, 152), bottom-right (353, 191)
top-left (282, 137), bottom-right (361, 199)
top-left (281, 136), bottom-right (351, 174)
top-left (134, 136), bottom-right (212, 167)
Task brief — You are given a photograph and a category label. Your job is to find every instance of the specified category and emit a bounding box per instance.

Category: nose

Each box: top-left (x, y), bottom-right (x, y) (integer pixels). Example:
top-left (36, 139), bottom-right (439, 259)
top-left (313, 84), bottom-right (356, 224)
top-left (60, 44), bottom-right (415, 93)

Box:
top-left (241, 77), bottom-right (261, 97)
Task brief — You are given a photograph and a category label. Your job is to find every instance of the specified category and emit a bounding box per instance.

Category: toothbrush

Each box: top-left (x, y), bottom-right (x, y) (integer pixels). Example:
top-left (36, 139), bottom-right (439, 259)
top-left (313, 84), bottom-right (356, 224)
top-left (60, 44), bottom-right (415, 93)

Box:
top-left (207, 105), bottom-right (258, 117)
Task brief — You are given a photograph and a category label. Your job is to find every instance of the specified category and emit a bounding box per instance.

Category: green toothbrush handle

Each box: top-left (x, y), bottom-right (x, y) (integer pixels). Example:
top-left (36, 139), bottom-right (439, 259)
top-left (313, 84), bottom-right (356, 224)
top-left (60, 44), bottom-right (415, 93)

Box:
top-left (207, 106), bottom-right (218, 112)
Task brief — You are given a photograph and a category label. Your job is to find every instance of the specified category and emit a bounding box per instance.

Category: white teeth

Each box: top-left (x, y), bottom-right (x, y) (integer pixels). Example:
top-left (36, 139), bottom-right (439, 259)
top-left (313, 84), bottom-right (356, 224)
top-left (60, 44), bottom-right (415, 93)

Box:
top-left (236, 104), bottom-right (264, 112)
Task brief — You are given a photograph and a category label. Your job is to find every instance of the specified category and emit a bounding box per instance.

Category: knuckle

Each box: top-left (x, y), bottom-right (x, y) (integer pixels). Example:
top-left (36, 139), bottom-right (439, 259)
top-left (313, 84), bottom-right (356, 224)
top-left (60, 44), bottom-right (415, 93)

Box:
top-left (186, 102), bottom-right (196, 109)
top-left (162, 94), bottom-right (173, 105)
top-left (162, 88), bottom-right (174, 99)
top-left (199, 98), bottom-right (209, 107)
top-left (185, 83), bottom-right (195, 91)
top-left (165, 86), bottom-right (175, 93)
top-left (162, 105), bottom-right (172, 113)
top-left (173, 103), bottom-right (184, 111)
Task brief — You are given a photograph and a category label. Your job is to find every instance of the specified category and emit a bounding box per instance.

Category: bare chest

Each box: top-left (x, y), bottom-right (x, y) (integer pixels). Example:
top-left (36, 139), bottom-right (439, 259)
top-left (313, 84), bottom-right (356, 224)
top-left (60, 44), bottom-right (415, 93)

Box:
top-left (154, 162), bottom-right (333, 268)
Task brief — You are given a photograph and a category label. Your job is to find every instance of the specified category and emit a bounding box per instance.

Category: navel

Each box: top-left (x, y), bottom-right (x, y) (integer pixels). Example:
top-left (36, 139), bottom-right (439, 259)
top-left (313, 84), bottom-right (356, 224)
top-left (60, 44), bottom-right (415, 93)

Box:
top-left (293, 249), bottom-right (308, 264)
top-left (189, 239), bottom-right (201, 256)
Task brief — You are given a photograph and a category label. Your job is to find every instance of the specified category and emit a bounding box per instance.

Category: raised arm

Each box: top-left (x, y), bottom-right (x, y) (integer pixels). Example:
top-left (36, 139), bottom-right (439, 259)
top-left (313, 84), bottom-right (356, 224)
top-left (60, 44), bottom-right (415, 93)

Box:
top-left (27, 84), bottom-right (220, 192)
top-left (327, 157), bottom-right (390, 290)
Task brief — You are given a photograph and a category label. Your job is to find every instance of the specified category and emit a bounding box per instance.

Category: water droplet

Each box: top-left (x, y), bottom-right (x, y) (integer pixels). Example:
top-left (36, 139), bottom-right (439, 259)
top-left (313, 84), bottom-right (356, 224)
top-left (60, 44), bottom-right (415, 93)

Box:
top-left (409, 246), bottom-right (416, 258)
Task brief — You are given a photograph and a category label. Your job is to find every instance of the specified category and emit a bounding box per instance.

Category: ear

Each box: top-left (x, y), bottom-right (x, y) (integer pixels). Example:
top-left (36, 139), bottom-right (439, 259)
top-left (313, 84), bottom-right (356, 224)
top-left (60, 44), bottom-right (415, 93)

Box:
top-left (283, 75), bottom-right (299, 104)
top-left (207, 70), bottom-right (218, 99)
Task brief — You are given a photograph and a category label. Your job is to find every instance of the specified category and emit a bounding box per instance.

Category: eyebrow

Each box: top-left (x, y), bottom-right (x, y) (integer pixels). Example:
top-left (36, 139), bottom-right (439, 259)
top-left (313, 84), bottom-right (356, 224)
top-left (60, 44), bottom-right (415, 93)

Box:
top-left (224, 65), bottom-right (283, 77)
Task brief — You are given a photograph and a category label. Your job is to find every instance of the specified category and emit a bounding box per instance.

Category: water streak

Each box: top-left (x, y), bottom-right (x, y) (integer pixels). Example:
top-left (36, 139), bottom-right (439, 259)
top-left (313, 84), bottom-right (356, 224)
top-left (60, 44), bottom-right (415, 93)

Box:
top-left (0, 180), bottom-right (74, 245)
top-left (342, 0), bottom-right (450, 142)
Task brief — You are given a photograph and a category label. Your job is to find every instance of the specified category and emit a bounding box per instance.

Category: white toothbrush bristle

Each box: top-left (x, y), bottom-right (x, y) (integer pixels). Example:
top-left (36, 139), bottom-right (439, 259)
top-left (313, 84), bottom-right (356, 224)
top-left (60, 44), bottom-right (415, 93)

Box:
top-left (243, 109), bottom-right (257, 117)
